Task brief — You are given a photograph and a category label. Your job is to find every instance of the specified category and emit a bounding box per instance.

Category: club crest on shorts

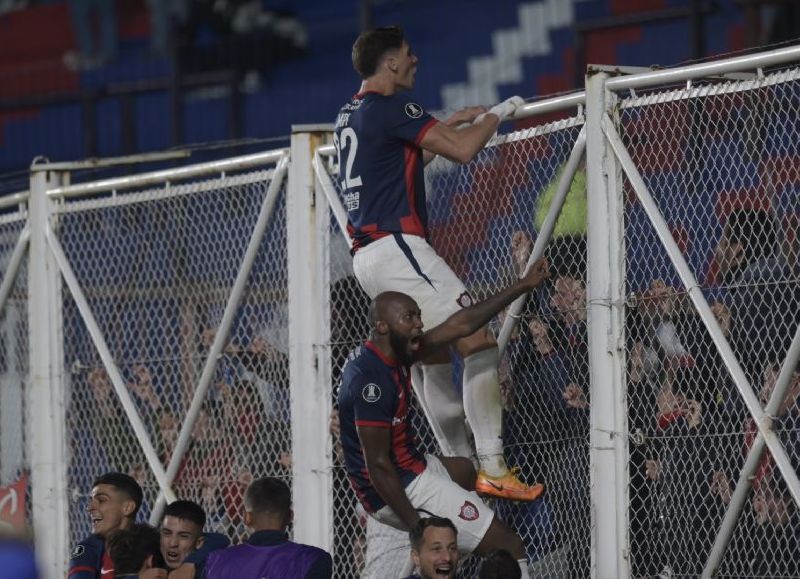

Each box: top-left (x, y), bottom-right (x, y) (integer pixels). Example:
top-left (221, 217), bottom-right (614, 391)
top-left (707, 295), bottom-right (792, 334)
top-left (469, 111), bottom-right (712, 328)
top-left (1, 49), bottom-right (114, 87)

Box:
top-left (456, 292), bottom-right (474, 308)
top-left (405, 102), bottom-right (424, 118)
top-left (362, 383), bottom-right (381, 403)
top-left (458, 500), bottom-right (479, 521)
top-left (70, 544), bottom-right (85, 559)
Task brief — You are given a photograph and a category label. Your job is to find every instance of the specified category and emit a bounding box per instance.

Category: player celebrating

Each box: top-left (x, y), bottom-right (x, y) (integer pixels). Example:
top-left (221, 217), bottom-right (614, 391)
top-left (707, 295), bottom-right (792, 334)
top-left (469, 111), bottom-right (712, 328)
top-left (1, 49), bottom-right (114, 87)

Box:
top-left (335, 24), bottom-right (538, 499)
top-left (338, 259), bottom-right (550, 579)
top-left (69, 472), bottom-right (144, 579)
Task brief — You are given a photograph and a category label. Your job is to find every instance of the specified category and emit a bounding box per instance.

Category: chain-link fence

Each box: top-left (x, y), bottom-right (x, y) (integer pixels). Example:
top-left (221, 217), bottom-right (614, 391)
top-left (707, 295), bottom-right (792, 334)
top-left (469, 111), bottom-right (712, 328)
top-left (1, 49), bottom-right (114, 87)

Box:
top-left (55, 165), bottom-right (292, 547)
top-left (13, 44), bottom-right (800, 578)
top-left (0, 209), bottom-right (31, 528)
top-left (617, 66), bottom-right (800, 577)
top-left (319, 110), bottom-right (591, 578)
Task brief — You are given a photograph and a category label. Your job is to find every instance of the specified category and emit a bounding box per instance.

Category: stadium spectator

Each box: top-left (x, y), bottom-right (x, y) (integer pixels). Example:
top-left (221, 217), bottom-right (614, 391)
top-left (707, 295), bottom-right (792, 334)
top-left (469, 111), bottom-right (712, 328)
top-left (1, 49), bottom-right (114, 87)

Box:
top-left (714, 208), bottom-right (800, 385)
top-left (64, 0), bottom-right (118, 71)
top-left (338, 261), bottom-right (550, 579)
top-left (336, 25), bottom-right (540, 499)
top-left (479, 548), bottom-right (522, 579)
top-left (69, 472), bottom-right (143, 579)
top-left (105, 523), bottom-right (165, 578)
top-left (403, 517), bottom-right (459, 579)
top-left (205, 477), bottom-right (332, 579)
top-left (159, 500), bottom-right (229, 576)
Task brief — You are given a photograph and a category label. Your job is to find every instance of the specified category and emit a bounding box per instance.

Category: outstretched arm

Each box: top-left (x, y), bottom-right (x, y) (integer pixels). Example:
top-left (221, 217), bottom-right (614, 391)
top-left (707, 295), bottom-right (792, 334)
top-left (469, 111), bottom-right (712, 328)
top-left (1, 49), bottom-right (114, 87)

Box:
top-left (420, 258), bottom-right (549, 354)
top-left (420, 97), bottom-right (525, 164)
top-left (423, 106), bottom-right (488, 165)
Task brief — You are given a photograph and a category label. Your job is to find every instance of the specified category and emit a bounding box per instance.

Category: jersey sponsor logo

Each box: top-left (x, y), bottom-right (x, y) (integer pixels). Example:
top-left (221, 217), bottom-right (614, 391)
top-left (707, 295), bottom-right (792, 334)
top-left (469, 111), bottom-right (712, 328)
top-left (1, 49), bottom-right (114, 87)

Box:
top-left (458, 500), bottom-right (480, 521)
top-left (362, 383), bottom-right (381, 403)
top-left (405, 102), bottom-right (424, 119)
top-left (456, 292), bottom-right (473, 308)
top-left (70, 544), bottom-right (85, 559)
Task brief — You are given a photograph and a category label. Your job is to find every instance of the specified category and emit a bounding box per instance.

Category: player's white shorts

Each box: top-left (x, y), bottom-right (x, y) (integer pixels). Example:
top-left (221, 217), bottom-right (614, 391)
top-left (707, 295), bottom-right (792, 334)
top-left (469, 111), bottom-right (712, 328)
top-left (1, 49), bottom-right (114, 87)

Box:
top-left (372, 454), bottom-right (494, 554)
top-left (353, 233), bottom-right (471, 329)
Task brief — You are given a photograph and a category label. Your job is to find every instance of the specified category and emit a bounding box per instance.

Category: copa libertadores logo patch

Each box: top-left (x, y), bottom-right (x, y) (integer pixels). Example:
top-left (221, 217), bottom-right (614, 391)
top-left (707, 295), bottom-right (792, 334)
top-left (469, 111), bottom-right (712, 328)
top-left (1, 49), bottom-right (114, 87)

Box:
top-left (362, 383), bottom-right (381, 403)
top-left (405, 102), bottom-right (424, 118)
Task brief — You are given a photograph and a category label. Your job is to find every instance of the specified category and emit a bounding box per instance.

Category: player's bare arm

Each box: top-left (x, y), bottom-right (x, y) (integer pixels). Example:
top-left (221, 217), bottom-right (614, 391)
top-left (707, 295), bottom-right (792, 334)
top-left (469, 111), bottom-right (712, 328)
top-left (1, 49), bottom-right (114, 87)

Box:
top-left (423, 106), bottom-right (489, 165)
top-left (419, 258), bottom-right (550, 355)
top-left (420, 96), bottom-right (525, 163)
top-left (420, 116), bottom-right (500, 164)
top-left (357, 425), bottom-right (421, 528)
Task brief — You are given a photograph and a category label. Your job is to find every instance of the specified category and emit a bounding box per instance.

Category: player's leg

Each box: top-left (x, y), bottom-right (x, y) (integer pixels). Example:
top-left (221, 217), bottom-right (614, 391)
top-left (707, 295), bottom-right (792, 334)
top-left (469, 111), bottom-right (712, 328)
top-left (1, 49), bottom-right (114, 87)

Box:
top-left (352, 235), bottom-right (471, 457)
top-left (456, 330), bottom-right (545, 501)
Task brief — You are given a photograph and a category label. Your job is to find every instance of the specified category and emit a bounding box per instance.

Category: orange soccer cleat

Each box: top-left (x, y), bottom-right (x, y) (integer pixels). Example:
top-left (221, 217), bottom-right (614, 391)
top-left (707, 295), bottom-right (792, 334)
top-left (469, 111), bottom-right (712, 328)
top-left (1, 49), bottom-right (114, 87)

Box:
top-left (475, 467), bottom-right (545, 502)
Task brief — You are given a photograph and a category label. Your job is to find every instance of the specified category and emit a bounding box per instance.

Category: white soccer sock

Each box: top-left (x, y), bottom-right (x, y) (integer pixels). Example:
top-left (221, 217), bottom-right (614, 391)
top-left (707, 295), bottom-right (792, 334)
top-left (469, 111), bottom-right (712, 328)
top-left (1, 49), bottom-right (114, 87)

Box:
top-left (420, 362), bottom-right (472, 458)
top-left (518, 559), bottom-right (530, 579)
top-left (463, 347), bottom-right (507, 476)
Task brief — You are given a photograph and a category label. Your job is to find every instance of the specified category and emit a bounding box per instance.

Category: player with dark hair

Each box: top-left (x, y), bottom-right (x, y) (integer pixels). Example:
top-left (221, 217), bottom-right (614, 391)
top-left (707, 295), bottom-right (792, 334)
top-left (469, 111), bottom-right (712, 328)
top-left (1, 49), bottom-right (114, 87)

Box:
top-left (404, 517), bottom-right (459, 579)
top-left (69, 472), bottom-right (144, 578)
top-left (339, 260), bottom-right (550, 579)
top-left (337, 24), bottom-right (540, 500)
top-left (159, 500), bottom-right (229, 576)
top-left (479, 549), bottom-right (522, 579)
top-left (106, 524), bottom-right (165, 578)
top-left (205, 477), bottom-right (332, 579)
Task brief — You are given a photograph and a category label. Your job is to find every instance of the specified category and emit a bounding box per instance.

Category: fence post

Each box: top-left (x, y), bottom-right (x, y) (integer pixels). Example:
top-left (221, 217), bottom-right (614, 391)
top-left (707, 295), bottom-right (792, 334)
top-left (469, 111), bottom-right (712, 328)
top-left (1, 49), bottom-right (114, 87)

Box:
top-left (27, 167), bottom-right (69, 577)
top-left (585, 71), bottom-right (630, 578)
top-left (288, 126), bottom-right (334, 553)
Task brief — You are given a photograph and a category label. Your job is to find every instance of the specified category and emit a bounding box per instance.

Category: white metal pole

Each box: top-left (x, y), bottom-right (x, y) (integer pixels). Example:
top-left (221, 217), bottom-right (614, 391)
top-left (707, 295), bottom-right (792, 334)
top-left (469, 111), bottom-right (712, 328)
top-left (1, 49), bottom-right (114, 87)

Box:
top-left (45, 226), bottom-right (177, 504)
top-left (585, 71), bottom-right (629, 579)
top-left (313, 151), bottom-right (352, 250)
top-left (0, 226), bottom-right (29, 316)
top-left (27, 169), bottom-right (69, 578)
top-left (703, 319), bottom-right (800, 577)
top-left (497, 127), bottom-right (586, 356)
top-left (149, 154), bottom-right (290, 524)
top-left (288, 128), bottom-right (334, 552)
top-left (602, 115), bottom-right (800, 505)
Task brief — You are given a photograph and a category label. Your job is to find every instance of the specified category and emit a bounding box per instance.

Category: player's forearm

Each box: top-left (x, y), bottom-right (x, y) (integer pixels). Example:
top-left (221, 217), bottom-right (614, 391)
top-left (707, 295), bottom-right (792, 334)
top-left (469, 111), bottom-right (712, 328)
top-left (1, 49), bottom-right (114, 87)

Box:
top-left (367, 461), bottom-right (420, 528)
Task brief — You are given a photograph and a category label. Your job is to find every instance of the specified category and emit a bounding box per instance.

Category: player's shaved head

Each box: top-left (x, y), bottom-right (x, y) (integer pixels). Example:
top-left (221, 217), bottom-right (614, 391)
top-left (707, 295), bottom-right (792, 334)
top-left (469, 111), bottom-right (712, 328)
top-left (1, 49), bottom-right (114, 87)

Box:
top-left (369, 291), bottom-right (415, 328)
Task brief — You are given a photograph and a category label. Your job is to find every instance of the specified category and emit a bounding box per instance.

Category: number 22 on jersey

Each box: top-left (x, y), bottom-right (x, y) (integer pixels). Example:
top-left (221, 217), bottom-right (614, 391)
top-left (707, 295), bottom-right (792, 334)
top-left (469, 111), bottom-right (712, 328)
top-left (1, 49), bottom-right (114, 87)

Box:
top-left (334, 127), bottom-right (363, 190)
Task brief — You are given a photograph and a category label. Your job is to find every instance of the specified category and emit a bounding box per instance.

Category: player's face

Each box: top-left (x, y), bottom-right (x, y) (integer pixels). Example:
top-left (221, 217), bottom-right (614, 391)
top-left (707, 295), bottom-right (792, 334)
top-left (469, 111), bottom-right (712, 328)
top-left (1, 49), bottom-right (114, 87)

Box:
top-left (386, 298), bottom-right (424, 365)
top-left (394, 41), bottom-right (418, 90)
top-left (412, 526), bottom-right (459, 579)
top-left (160, 515), bottom-right (204, 569)
top-left (86, 484), bottom-right (133, 537)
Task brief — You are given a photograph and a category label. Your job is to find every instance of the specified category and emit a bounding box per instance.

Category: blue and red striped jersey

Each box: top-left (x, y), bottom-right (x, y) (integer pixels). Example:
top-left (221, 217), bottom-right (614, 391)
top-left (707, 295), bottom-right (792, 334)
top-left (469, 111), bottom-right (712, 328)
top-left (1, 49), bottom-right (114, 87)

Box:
top-left (337, 342), bottom-right (427, 513)
top-left (334, 91), bottom-right (438, 251)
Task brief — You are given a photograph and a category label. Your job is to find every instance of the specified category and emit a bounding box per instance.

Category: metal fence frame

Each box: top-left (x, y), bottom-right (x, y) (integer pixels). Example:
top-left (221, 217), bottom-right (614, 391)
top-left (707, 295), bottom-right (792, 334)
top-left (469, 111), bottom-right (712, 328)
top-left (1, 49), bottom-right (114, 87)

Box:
top-left (11, 42), bottom-right (800, 578)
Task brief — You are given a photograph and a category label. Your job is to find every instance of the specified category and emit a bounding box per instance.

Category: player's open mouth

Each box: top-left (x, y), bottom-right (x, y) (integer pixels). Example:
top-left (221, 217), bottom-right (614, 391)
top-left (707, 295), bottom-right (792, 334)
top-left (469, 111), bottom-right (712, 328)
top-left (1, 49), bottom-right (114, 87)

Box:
top-left (166, 551), bottom-right (180, 562)
top-left (434, 565), bottom-right (452, 576)
top-left (409, 335), bottom-right (421, 351)
top-left (90, 517), bottom-right (102, 528)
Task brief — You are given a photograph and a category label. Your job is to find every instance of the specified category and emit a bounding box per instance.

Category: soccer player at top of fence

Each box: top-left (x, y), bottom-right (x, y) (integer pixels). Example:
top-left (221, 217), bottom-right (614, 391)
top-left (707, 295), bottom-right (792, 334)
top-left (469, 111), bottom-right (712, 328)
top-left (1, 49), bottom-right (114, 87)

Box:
top-left (334, 24), bottom-right (542, 502)
top-left (337, 259), bottom-right (551, 579)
